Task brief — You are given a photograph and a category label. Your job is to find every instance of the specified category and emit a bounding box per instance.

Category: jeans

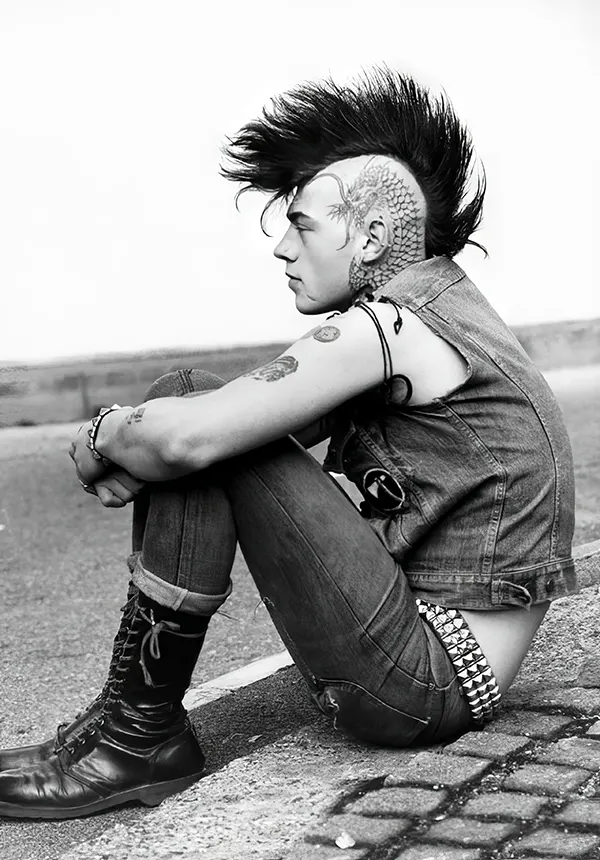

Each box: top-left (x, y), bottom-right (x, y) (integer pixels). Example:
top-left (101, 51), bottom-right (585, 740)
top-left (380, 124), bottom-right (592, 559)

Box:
top-left (128, 369), bottom-right (472, 747)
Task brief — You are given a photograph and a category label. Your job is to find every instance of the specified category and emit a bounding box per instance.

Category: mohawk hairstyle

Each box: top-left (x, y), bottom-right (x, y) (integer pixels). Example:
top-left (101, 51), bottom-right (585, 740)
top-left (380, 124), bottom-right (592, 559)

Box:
top-left (221, 66), bottom-right (486, 259)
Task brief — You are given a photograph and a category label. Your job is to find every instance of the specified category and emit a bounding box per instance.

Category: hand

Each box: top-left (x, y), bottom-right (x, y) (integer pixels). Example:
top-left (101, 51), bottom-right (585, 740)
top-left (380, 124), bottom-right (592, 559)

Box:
top-left (93, 469), bottom-right (147, 508)
top-left (69, 421), bottom-right (110, 486)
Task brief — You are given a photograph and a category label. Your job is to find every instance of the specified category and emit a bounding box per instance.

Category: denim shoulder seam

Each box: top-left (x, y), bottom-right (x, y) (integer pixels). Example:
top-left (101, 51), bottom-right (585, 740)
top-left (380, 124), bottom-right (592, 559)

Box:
top-left (380, 269), bottom-right (466, 311)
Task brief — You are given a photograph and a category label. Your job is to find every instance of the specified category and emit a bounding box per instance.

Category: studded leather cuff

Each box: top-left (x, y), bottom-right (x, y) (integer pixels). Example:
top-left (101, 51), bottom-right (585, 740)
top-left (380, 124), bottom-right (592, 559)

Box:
top-left (416, 598), bottom-right (501, 724)
top-left (87, 403), bottom-right (124, 467)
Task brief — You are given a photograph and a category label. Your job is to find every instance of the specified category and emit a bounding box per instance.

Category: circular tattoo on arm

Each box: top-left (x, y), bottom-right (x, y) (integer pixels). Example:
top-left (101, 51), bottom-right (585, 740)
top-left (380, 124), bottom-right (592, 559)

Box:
top-left (313, 326), bottom-right (341, 343)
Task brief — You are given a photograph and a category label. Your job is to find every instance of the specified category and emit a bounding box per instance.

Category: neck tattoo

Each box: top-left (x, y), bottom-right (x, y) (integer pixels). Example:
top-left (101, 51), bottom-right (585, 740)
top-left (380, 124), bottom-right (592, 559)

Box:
top-left (318, 160), bottom-right (425, 297)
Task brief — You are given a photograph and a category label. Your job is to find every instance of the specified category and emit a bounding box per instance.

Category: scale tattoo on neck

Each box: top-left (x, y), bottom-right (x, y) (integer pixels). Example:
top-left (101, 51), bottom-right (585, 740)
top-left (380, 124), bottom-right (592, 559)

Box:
top-left (320, 160), bottom-right (424, 297)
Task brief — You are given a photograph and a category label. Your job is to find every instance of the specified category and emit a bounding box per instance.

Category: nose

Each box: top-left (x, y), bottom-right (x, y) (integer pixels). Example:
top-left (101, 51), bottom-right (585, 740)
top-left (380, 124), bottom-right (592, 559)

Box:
top-left (273, 227), bottom-right (296, 262)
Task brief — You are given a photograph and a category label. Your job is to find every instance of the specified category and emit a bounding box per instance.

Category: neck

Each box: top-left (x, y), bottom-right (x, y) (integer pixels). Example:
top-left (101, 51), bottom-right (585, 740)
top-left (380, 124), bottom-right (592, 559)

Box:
top-left (348, 245), bottom-right (425, 297)
top-left (341, 159), bottom-right (426, 296)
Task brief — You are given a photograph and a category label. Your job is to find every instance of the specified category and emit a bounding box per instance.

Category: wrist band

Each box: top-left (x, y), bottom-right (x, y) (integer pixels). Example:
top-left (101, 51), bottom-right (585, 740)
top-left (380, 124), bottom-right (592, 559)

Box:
top-left (87, 403), bottom-right (123, 467)
top-left (416, 598), bottom-right (501, 724)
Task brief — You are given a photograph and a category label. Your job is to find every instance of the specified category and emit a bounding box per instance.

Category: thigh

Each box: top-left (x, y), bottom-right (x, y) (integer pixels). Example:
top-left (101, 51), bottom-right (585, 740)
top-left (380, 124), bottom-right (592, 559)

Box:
top-left (223, 437), bottom-right (435, 723)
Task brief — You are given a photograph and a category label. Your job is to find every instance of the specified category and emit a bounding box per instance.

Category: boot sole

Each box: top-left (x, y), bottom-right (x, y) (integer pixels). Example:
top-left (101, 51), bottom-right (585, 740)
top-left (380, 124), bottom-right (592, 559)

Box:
top-left (0, 769), bottom-right (206, 819)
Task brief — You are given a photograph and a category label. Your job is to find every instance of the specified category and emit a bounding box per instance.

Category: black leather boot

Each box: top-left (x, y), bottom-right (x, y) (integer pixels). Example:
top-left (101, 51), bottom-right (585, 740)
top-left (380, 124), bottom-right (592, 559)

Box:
top-left (0, 585), bottom-right (208, 819)
top-left (0, 584), bottom-right (137, 773)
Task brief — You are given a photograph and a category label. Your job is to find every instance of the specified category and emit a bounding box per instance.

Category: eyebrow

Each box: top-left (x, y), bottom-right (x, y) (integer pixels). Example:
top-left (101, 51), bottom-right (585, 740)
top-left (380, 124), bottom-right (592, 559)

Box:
top-left (287, 210), bottom-right (317, 226)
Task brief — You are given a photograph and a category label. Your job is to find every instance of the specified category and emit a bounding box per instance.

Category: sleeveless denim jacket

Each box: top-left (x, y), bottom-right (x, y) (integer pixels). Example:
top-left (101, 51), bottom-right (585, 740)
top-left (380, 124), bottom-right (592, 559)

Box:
top-left (323, 256), bottom-right (576, 610)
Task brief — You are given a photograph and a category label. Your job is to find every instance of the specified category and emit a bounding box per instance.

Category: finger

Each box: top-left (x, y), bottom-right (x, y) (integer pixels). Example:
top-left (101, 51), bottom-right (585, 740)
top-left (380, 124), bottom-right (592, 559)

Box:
top-left (109, 469), bottom-right (146, 494)
top-left (95, 476), bottom-right (136, 504)
top-left (95, 485), bottom-right (126, 508)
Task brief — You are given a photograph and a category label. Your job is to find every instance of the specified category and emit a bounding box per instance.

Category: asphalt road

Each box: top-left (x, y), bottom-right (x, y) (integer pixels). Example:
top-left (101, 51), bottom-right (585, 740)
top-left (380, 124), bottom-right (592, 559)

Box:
top-left (0, 364), bottom-right (598, 859)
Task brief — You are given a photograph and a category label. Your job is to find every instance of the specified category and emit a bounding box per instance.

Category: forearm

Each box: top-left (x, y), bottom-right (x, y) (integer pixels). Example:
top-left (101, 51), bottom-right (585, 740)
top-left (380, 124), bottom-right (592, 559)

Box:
top-left (95, 400), bottom-right (203, 481)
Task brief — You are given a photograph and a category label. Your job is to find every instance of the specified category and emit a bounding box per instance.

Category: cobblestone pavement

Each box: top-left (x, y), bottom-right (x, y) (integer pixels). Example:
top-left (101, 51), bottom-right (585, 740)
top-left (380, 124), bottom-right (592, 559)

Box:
top-left (292, 686), bottom-right (600, 859)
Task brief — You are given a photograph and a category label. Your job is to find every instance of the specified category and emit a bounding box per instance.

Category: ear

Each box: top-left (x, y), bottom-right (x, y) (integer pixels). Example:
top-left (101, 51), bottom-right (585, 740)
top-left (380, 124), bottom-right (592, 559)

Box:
top-left (359, 214), bottom-right (392, 264)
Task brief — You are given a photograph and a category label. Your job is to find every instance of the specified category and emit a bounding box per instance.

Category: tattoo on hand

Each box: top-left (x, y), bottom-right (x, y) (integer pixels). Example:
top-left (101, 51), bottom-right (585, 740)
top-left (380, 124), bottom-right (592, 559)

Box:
top-left (126, 407), bottom-right (146, 425)
top-left (244, 355), bottom-right (299, 382)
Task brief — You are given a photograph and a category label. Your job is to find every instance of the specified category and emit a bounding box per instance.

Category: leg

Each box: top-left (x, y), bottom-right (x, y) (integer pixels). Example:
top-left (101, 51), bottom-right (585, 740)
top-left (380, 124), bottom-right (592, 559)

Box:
top-left (127, 369), bottom-right (469, 746)
top-left (221, 437), bottom-right (471, 746)
top-left (0, 371), bottom-right (236, 817)
top-left (128, 369), bottom-right (236, 616)
top-left (0, 369), bottom-right (468, 820)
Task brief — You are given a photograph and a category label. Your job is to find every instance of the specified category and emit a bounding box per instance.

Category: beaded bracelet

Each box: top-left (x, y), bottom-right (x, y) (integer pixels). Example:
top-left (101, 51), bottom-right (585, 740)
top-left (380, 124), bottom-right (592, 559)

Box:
top-left (416, 598), bottom-right (501, 724)
top-left (86, 403), bottom-right (124, 467)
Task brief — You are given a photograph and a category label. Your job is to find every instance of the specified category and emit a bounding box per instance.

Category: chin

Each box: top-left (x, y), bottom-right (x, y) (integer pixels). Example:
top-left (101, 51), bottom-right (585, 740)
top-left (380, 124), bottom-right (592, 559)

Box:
top-left (299, 296), bottom-right (348, 316)
top-left (294, 295), bottom-right (324, 315)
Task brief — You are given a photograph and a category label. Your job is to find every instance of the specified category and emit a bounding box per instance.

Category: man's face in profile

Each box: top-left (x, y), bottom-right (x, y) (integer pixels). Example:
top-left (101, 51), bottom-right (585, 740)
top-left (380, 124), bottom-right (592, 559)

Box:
top-left (273, 172), bottom-right (363, 315)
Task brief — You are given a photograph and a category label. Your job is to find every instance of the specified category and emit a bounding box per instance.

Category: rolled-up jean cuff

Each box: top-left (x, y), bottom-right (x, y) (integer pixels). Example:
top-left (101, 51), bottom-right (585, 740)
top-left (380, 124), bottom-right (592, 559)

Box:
top-left (127, 552), bottom-right (232, 616)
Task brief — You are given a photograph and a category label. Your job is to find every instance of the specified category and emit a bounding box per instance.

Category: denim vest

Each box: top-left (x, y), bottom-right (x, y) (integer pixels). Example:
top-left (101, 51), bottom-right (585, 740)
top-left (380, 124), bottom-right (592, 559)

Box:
top-left (323, 257), bottom-right (576, 610)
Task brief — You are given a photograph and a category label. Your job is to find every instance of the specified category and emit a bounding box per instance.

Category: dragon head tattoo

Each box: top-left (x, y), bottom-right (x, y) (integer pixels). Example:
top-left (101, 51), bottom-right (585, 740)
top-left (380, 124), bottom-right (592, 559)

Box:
top-left (318, 159), bottom-right (424, 297)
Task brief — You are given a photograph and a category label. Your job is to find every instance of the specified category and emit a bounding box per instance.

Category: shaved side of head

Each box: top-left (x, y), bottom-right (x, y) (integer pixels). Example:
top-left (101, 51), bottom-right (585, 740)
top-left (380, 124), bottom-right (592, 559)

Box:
top-left (306, 155), bottom-right (427, 295)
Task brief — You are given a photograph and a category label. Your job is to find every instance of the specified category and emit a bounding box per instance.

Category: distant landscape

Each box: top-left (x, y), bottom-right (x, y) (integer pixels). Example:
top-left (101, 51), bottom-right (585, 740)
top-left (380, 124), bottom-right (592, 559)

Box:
top-left (1, 317), bottom-right (598, 428)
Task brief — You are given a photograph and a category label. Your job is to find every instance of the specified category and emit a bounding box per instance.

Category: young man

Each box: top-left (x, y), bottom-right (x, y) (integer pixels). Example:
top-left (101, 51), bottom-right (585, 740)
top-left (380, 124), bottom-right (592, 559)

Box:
top-left (0, 68), bottom-right (575, 819)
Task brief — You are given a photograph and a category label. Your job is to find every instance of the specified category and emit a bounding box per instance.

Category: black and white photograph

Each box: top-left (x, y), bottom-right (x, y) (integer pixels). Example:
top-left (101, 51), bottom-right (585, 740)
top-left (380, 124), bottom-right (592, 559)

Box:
top-left (0, 1), bottom-right (599, 857)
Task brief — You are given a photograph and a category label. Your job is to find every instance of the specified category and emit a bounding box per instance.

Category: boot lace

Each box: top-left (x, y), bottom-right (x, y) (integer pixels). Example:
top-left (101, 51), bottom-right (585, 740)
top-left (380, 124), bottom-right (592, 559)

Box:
top-left (138, 608), bottom-right (205, 687)
top-left (58, 595), bottom-right (204, 755)
top-left (56, 589), bottom-right (139, 755)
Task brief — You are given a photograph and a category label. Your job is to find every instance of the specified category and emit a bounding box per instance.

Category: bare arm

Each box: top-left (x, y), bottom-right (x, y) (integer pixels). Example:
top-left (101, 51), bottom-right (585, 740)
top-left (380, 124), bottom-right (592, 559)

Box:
top-left (86, 308), bottom-right (400, 481)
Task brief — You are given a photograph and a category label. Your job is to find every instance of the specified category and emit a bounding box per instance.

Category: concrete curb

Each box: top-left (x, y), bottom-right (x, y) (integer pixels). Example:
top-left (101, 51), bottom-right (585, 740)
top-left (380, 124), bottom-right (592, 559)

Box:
top-left (183, 649), bottom-right (293, 711)
top-left (574, 538), bottom-right (600, 590)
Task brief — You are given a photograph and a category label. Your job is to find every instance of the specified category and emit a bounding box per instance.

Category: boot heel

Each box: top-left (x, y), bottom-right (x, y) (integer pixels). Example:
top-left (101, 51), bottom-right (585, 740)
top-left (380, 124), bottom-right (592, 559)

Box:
top-left (140, 787), bottom-right (171, 807)
top-left (139, 772), bottom-right (204, 807)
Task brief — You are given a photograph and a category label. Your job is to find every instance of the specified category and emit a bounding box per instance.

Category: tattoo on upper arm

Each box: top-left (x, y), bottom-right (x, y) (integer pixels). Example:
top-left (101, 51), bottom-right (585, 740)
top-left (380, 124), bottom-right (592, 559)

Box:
top-left (299, 325), bottom-right (341, 343)
top-left (244, 355), bottom-right (299, 382)
top-left (126, 407), bottom-right (146, 425)
top-left (299, 326), bottom-right (321, 340)
top-left (313, 325), bottom-right (340, 343)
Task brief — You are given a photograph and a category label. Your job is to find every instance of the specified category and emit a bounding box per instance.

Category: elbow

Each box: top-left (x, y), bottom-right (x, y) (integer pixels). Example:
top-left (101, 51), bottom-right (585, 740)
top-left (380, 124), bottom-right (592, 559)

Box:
top-left (160, 434), bottom-right (215, 475)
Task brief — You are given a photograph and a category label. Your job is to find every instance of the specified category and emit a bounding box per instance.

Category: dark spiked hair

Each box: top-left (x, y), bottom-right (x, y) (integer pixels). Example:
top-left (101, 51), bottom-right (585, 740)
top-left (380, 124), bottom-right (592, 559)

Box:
top-left (221, 66), bottom-right (486, 258)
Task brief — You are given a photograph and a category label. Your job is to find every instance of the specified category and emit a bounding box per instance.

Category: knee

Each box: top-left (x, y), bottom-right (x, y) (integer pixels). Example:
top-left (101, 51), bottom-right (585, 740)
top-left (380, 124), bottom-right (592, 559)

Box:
top-left (144, 369), bottom-right (226, 402)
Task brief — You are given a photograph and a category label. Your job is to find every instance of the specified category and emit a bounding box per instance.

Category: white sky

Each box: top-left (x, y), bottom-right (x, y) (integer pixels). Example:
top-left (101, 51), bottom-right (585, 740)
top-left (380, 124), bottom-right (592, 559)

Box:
top-left (0, 0), bottom-right (598, 363)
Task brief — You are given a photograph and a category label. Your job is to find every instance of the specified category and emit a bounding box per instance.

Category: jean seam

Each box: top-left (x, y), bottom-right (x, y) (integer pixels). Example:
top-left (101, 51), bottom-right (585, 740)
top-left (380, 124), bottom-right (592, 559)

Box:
top-left (320, 677), bottom-right (431, 725)
top-left (176, 486), bottom-right (193, 592)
